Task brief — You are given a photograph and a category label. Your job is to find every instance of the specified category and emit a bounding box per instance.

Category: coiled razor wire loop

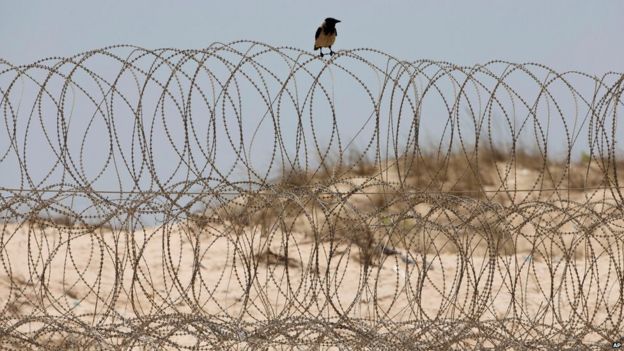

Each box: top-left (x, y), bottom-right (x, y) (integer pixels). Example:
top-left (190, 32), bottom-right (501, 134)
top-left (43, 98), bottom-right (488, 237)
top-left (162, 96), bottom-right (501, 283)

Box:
top-left (0, 41), bottom-right (623, 349)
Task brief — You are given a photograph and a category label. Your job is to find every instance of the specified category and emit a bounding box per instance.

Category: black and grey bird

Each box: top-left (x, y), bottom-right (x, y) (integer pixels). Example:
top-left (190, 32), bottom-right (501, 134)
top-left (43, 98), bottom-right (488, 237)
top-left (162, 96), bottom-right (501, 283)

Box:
top-left (314, 17), bottom-right (341, 57)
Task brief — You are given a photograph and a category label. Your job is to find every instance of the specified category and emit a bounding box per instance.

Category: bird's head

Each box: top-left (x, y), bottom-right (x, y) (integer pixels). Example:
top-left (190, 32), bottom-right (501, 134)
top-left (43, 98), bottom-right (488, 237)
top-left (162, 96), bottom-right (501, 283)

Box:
top-left (324, 18), bottom-right (341, 25)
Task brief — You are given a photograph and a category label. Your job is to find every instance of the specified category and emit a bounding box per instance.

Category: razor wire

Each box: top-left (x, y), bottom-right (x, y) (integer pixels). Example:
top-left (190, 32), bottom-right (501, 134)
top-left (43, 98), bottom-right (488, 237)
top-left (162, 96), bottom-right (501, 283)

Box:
top-left (0, 41), bottom-right (623, 349)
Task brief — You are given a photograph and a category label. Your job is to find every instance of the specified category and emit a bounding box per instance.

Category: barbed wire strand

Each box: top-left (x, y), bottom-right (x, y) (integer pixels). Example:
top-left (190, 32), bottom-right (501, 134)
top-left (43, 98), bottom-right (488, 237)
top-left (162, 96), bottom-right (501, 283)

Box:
top-left (0, 41), bottom-right (623, 350)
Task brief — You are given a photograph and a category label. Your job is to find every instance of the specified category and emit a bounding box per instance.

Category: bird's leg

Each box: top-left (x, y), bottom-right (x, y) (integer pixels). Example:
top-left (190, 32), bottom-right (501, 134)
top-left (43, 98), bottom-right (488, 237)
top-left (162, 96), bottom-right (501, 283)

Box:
top-left (319, 48), bottom-right (324, 57)
top-left (329, 47), bottom-right (334, 56)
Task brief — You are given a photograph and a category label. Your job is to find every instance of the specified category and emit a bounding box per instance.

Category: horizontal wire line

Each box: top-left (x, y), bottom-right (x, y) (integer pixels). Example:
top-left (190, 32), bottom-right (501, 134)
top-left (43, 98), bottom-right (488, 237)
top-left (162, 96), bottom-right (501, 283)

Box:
top-left (1, 185), bottom-right (623, 195)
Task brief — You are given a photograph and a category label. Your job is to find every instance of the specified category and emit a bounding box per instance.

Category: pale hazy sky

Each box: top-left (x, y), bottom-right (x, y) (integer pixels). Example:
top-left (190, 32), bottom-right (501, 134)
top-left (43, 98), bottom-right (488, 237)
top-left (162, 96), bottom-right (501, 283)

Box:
top-left (2, 1), bottom-right (623, 181)
top-left (2, 0), bottom-right (623, 73)
top-left (1, 1), bottom-right (622, 220)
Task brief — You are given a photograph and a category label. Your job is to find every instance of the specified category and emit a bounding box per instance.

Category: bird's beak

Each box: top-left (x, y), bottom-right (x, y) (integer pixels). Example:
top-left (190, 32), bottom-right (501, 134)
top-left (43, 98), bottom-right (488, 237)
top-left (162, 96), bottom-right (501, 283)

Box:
top-left (336, 19), bottom-right (341, 23)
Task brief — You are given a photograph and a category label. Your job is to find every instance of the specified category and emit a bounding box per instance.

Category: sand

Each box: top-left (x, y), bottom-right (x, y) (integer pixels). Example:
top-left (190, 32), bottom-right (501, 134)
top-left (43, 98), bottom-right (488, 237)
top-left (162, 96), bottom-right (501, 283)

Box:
top-left (0, 164), bottom-right (622, 349)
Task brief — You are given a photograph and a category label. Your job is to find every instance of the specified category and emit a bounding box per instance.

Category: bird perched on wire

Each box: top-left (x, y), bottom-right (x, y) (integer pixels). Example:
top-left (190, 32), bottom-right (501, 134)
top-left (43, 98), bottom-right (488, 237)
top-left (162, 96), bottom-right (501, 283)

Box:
top-left (314, 17), bottom-right (341, 57)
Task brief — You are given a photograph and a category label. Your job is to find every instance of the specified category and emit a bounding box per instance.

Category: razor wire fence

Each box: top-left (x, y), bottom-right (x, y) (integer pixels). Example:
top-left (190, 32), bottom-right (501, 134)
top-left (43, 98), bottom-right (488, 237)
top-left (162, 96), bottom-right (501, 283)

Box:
top-left (0, 41), bottom-right (624, 349)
